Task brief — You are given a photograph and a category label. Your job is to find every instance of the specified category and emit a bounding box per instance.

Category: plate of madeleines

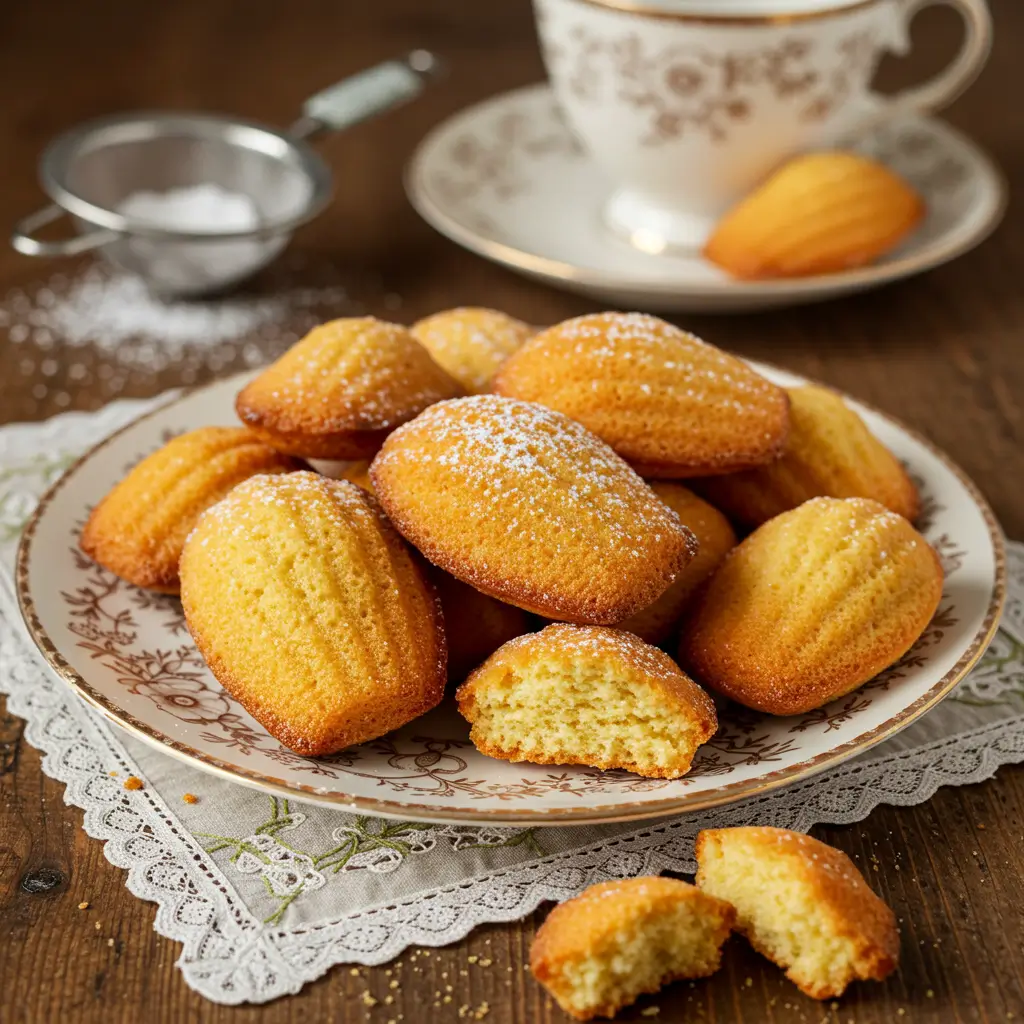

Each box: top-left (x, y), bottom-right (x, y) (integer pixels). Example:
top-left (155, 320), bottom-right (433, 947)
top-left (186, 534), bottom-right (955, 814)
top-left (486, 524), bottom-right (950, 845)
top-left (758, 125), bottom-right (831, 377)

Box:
top-left (16, 309), bottom-right (1005, 824)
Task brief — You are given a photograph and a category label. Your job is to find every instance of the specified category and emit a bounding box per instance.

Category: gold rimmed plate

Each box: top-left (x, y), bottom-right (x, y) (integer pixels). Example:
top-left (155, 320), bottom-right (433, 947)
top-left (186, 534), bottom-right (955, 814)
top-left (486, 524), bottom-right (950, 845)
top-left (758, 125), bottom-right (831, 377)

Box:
top-left (16, 367), bottom-right (1004, 824)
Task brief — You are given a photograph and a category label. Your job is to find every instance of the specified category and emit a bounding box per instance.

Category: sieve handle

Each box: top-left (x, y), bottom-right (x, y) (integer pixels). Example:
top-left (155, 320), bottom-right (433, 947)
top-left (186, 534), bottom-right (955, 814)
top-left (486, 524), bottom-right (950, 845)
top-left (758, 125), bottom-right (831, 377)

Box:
top-left (288, 50), bottom-right (443, 141)
top-left (11, 203), bottom-right (117, 257)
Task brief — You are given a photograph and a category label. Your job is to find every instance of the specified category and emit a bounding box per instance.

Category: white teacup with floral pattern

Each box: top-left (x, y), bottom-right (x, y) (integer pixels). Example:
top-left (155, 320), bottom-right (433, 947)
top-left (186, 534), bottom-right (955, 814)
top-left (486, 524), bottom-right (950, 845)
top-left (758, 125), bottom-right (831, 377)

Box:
top-left (534, 0), bottom-right (992, 252)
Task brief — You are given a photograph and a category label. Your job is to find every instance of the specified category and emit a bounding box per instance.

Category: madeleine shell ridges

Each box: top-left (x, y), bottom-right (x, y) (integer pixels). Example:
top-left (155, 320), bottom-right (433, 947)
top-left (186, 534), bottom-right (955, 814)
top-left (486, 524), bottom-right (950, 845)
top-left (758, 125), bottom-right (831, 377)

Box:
top-left (370, 394), bottom-right (698, 624)
top-left (492, 311), bottom-right (790, 477)
top-left (703, 151), bottom-right (924, 279)
top-left (680, 497), bottom-right (943, 715)
top-left (80, 426), bottom-right (298, 594)
top-left (179, 472), bottom-right (446, 755)
top-left (695, 383), bottom-right (920, 527)
top-left (235, 316), bottom-right (462, 459)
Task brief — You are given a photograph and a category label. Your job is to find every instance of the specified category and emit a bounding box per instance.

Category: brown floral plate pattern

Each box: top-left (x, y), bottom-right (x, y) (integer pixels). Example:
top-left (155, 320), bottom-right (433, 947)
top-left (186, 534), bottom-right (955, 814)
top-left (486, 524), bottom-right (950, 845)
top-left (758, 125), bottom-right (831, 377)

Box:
top-left (16, 366), bottom-right (1004, 824)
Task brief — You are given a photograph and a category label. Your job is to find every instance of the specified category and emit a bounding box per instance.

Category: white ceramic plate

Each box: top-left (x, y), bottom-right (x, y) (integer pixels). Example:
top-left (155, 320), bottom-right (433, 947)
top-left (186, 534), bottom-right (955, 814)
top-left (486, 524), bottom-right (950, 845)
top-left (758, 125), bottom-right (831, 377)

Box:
top-left (17, 368), bottom-right (1004, 824)
top-left (406, 84), bottom-right (1007, 312)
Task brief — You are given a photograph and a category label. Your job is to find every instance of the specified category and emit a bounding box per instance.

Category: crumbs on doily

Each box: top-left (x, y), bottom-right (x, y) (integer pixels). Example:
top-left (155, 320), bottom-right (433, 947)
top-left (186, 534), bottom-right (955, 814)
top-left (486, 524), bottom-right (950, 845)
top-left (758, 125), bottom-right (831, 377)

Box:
top-left (0, 262), bottom-right (355, 373)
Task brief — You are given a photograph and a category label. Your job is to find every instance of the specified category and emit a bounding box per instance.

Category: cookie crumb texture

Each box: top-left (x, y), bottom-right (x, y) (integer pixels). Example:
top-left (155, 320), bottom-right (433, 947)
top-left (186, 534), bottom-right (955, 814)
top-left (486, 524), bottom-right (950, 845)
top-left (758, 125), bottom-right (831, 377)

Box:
top-left (457, 624), bottom-right (716, 779)
top-left (695, 827), bottom-right (899, 999)
top-left (530, 876), bottom-right (734, 1020)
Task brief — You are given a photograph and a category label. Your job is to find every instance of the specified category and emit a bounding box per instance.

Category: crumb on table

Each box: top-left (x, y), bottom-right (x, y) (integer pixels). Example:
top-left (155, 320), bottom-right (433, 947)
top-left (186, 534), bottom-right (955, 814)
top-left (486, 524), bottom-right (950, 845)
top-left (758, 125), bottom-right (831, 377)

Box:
top-left (123, 776), bottom-right (144, 791)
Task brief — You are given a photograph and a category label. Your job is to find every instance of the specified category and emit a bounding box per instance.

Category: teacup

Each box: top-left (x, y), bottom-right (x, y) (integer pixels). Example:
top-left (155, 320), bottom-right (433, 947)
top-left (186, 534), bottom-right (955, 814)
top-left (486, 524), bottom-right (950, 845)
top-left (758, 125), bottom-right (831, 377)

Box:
top-left (534, 0), bottom-right (992, 251)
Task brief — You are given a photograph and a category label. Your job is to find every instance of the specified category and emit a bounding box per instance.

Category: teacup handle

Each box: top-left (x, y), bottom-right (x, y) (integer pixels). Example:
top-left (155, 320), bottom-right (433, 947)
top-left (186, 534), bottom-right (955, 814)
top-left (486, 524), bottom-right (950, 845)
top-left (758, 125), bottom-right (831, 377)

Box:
top-left (869, 0), bottom-right (992, 121)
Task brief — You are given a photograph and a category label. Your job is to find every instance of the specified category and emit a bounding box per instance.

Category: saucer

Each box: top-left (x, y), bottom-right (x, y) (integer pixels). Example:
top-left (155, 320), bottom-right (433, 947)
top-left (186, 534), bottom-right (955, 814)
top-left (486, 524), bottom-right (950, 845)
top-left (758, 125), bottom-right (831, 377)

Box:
top-left (406, 84), bottom-right (1006, 313)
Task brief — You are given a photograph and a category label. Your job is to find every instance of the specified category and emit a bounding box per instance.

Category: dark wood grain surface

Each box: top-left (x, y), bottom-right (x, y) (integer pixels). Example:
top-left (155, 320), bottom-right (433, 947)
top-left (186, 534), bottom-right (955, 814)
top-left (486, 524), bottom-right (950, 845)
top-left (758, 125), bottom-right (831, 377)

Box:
top-left (1, 1), bottom-right (1022, 1021)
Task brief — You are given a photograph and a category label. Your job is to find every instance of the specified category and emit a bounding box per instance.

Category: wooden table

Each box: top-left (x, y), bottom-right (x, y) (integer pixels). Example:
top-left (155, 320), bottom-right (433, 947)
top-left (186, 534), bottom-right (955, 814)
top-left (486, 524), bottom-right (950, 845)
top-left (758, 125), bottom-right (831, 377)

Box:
top-left (1, 1), bottom-right (1022, 1021)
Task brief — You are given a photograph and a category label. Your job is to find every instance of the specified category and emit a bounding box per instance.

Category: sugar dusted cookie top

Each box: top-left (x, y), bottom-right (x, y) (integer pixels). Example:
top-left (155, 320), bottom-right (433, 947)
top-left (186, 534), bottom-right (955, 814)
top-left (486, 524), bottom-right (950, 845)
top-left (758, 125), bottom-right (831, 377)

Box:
top-left (411, 306), bottom-right (533, 394)
top-left (493, 312), bottom-right (790, 477)
top-left (236, 316), bottom-right (462, 459)
top-left (370, 394), bottom-right (698, 624)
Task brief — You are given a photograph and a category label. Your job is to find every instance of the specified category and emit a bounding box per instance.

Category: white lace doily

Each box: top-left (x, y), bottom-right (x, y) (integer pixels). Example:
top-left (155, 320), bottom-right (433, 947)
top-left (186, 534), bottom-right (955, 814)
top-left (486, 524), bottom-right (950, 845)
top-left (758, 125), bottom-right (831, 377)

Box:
top-left (1, 398), bottom-right (1022, 1006)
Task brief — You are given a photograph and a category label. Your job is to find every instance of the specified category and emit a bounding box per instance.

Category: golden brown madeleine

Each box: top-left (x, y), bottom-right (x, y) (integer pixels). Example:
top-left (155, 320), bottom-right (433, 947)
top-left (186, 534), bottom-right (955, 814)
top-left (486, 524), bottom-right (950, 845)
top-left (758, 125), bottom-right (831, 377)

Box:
top-left (431, 570), bottom-right (533, 683)
top-left (492, 312), bottom-right (789, 477)
top-left (370, 394), bottom-right (697, 623)
top-left (411, 306), bottom-right (533, 394)
top-left (456, 624), bottom-right (717, 779)
top-left (179, 472), bottom-right (446, 756)
top-left (680, 497), bottom-right (943, 715)
top-left (530, 876), bottom-right (735, 1020)
top-left (704, 151), bottom-right (924, 279)
top-left (694, 383), bottom-right (919, 528)
top-left (695, 827), bottom-right (899, 999)
top-left (80, 427), bottom-right (297, 594)
top-left (617, 484), bottom-right (737, 644)
top-left (236, 317), bottom-right (462, 459)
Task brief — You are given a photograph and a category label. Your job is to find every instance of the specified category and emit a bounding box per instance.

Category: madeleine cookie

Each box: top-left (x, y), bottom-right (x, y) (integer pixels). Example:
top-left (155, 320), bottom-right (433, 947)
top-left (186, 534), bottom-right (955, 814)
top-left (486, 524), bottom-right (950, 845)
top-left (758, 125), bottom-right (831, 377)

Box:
top-left (431, 570), bottom-right (533, 683)
top-left (411, 306), bottom-right (533, 394)
top-left (705, 151), bottom-right (924, 279)
top-left (80, 427), bottom-right (297, 593)
top-left (696, 384), bottom-right (919, 527)
top-left (456, 624), bottom-right (717, 778)
top-left (236, 317), bottom-right (461, 459)
top-left (179, 472), bottom-right (446, 756)
top-left (530, 876), bottom-right (735, 1020)
top-left (371, 395), bottom-right (697, 623)
top-left (493, 312), bottom-right (789, 477)
top-left (680, 497), bottom-right (943, 715)
top-left (695, 827), bottom-right (899, 998)
top-left (617, 484), bottom-right (737, 644)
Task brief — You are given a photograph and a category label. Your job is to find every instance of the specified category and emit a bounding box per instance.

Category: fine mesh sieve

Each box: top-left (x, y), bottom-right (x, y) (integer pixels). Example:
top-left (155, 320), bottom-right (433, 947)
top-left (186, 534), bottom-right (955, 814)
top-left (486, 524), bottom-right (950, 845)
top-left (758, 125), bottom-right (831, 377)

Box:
top-left (11, 51), bottom-right (440, 297)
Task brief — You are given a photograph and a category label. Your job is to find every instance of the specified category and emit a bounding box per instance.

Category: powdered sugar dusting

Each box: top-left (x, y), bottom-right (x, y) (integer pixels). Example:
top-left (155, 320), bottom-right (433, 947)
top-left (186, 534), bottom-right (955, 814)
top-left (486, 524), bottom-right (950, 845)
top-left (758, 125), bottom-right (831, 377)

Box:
top-left (0, 265), bottom-right (351, 372)
top-left (495, 312), bottom-right (790, 471)
top-left (378, 395), bottom-right (686, 548)
top-left (241, 317), bottom-right (461, 432)
top-left (373, 395), bottom-right (696, 622)
top-left (411, 307), bottom-right (533, 393)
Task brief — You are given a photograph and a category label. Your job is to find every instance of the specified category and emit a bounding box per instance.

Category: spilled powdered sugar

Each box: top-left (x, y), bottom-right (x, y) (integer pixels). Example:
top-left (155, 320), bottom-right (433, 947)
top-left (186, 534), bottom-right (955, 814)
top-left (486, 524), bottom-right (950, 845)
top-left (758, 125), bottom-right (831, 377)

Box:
top-left (0, 264), bottom-right (352, 372)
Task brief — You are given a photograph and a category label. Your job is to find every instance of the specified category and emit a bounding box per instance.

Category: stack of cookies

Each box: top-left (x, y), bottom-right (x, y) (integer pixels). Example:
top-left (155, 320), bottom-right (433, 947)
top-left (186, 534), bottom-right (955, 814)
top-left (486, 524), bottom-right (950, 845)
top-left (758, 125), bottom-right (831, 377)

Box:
top-left (82, 308), bottom-right (942, 770)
